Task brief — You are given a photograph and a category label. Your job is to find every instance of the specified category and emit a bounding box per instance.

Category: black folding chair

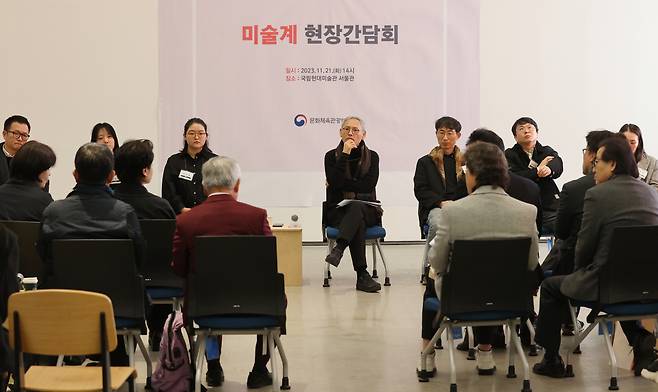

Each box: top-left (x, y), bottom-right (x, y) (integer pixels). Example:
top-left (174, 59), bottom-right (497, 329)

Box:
top-left (566, 225), bottom-right (658, 390)
top-left (0, 221), bottom-right (41, 278)
top-left (139, 219), bottom-right (182, 311)
top-left (186, 236), bottom-right (289, 392)
top-left (51, 239), bottom-right (152, 387)
top-left (419, 238), bottom-right (534, 392)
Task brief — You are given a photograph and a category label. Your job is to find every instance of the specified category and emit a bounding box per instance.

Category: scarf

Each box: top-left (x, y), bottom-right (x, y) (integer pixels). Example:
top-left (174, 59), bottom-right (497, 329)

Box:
top-left (429, 145), bottom-right (464, 183)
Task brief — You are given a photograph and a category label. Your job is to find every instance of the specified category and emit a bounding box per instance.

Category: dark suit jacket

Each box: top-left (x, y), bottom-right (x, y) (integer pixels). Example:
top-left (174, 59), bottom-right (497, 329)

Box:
top-left (0, 143), bottom-right (9, 186)
top-left (561, 176), bottom-right (658, 301)
top-left (172, 194), bottom-right (272, 278)
top-left (507, 172), bottom-right (542, 230)
top-left (38, 184), bottom-right (144, 284)
top-left (505, 142), bottom-right (563, 211)
top-left (413, 154), bottom-right (467, 234)
top-left (113, 183), bottom-right (175, 220)
top-left (0, 179), bottom-right (54, 221)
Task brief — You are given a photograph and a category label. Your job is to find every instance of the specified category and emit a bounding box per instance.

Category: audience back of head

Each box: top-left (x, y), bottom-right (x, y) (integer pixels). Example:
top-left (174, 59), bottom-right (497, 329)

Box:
top-left (464, 142), bottom-right (510, 190)
top-left (202, 156), bottom-right (241, 191)
top-left (114, 139), bottom-right (154, 184)
top-left (598, 135), bottom-right (639, 178)
top-left (466, 128), bottom-right (505, 151)
top-left (10, 141), bottom-right (56, 183)
top-left (74, 142), bottom-right (114, 185)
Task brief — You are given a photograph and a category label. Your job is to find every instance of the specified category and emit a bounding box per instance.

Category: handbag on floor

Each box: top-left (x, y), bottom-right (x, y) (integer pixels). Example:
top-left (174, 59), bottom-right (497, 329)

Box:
top-left (151, 311), bottom-right (192, 392)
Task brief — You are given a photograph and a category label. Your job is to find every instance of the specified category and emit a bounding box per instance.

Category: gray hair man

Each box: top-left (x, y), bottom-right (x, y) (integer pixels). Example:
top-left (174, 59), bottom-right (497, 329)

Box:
top-left (172, 155), bottom-right (276, 388)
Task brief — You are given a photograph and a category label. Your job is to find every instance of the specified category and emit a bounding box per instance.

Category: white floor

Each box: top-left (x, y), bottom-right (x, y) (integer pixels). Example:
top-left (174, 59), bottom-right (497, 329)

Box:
top-left (127, 243), bottom-right (658, 392)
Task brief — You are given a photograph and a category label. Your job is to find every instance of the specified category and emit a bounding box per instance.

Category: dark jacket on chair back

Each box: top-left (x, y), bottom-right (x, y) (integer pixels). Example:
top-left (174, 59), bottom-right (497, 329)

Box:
top-left (0, 179), bottom-right (53, 221)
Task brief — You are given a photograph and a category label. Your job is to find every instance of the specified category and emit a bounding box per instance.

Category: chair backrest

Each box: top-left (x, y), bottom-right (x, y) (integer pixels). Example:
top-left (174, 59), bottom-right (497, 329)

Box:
top-left (51, 239), bottom-right (145, 319)
top-left (8, 289), bottom-right (117, 355)
top-left (0, 221), bottom-right (41, 278)
top-left (186, 236), bottom-right (285, 319)
top-left (440, 238), bottom-right (532, 317)
top-left (139, 219), bottom-right (182, 288)
top-left (599, 225), bottom-right (658, 305)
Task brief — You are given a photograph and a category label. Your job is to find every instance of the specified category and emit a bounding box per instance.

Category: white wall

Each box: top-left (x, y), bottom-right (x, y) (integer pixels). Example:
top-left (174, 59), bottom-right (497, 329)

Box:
top-left (3, 0), bottom-right (658, 241)
top-left (0, 0), bottom-right (160, 199)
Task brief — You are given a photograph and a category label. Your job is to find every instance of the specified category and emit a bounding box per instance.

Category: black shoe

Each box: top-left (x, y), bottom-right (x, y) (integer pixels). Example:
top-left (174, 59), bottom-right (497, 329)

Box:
top-left (247, 370), bottom-right (273, 389)
top-left (356, 271), bottom-right (381, 292)
top-left (633, 330), bottom-right (657, 376)
top-left (206, 361), bottom-right (224, 387)
top-left (325, 246), bottom-right (344, 267)
top-left (457, 329), bottom-right (472, 351)
top-left (149, 331), bottom-right (162, 352)
top-left (532, 356), bottom-right (566, 378)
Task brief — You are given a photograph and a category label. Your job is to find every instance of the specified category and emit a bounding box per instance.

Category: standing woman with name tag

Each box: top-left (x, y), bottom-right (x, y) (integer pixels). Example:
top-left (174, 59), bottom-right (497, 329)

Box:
top-left (619, 123), bottom-right (658, 191)
top-left (162, 118), bottom-right (217, 214)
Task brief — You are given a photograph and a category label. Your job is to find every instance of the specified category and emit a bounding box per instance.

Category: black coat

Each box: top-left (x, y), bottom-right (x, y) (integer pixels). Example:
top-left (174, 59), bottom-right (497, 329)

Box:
top-left (324, 145), bottom-right (379, 209)
top-left (507, 172), bottom-right (543, 231)
top-left (38, 184), bottom-right (144, 284)
top-left (162, 149), bottom-right (217, 214)
top-left (114, 183), bottom-right (176, 220)
top-left (0, 179), bottom-right (53, 221)
top-left (505, 142), bottom-right (563, 211)
top-left (0, 143), bottom-right (9, 186)
top-left (413, 154), bottom-right (467, 234)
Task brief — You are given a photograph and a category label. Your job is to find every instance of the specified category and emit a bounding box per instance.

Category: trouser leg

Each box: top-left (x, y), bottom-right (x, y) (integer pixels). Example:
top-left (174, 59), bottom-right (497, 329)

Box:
top-left (253, 335), bottom-right (270, 372)
top-left (534, 276), bottom-right (570, 358)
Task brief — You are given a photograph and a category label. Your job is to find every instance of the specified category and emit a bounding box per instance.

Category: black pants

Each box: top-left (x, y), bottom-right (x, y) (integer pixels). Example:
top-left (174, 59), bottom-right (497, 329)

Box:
top-left (326, 203), bottom-right (380, 272)
top-left (147, 304), bottom-right (171, 337)
top-left (535, 275), bottom-right (648, 358)
top-left (421, 273), bottom-right (439, 340)
top-left (209, 336), bottom-right (270, 371)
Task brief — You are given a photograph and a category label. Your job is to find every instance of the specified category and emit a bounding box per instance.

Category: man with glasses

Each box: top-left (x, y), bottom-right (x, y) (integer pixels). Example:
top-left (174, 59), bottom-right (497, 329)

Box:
top-left (1, 115), bottom-right (31, 185)
top-left (324, 116), bottom-right (382, 292)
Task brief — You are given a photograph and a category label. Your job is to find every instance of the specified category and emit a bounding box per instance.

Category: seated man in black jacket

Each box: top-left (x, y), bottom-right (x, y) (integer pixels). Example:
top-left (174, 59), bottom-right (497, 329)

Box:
top-left (505, 117), bottom-right (563, 232)
top-left (413, 116), bottom-right (467, 240)
top-left (324, 116), bottom-right (382, 293)
top-left (114, 139), bottom-right (175, 351)
top-left (0, 141), bottom-right (55, 221)
top-left (38, 142), bottom-right (144, 365)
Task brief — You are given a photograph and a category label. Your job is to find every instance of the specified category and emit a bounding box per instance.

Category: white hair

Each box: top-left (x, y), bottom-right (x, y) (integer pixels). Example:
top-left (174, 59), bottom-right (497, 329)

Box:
top-left (202, 156), bottom-right (241, 189)
top-left (341, 116), bottom-right (365, 131)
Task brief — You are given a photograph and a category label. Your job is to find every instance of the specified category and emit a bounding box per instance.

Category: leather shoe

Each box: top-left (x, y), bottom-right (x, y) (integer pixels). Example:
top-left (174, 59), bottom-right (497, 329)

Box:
top-left (356, 271), bottom-right (381, 292)
top-left (633, 330), bottom-right (657, 376)
top-left (532, 355), bottom-right (566, 378)
top-left (247, 370), bottom-right (273, 389)
top-left (325, 246), bottom-right (344, 267)
top-left (206, 360), bottom-right (224, 387)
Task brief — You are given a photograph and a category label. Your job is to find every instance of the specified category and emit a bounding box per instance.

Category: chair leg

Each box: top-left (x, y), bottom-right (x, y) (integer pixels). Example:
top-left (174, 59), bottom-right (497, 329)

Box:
top-left (267, 332), bottom-right (280, 392)
top-left (526, 318), bottom-right (538, 356)
top-left (195, 333), bottom-right (207, 392)
top-left (323, 241), bottom-right (332, 287)
top-left (56, 355), bottom-right (64, 366)
top-left (371, 241), bottom-right (378, 278)
top-left (375, 240), bottom-right (391, 286)
top-left (507, 321), bottom-right (517, 378)
top-left (272, 332), bottom-right (290, 390)
top-left (466, 326), bottom-right (475, 360)
top-left (509, 320), bottom-right (532, 392)
top-left (446, 324), bottom-right (458, 392)
top-left (600, 320), bottom-right (619, 390)
top-left (135, 333), bottom-right (153, 387)
top-left (123, 334), bottom-right (135, 368)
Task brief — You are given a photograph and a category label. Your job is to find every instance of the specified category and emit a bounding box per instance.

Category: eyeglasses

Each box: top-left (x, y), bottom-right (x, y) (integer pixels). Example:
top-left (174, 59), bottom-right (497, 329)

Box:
top-left (437, 130), bottom-right (457, 137)
top-left (5, 130), bottom-right (30, 141)
top-left (186, 131), bottom-right (207, 138)
top-left (341, 126), bottom-right (362, 134)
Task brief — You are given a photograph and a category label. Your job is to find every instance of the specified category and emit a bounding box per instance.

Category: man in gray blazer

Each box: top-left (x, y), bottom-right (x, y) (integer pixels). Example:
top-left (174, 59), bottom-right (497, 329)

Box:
top-left (534, 136), bottom-right (658, 378)
top-left (428, 142), bottom-right (539, 375)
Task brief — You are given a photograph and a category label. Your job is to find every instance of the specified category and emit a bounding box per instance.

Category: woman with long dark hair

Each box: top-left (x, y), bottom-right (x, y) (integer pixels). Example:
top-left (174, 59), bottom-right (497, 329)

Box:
top-left (619, 123), bottom-right (658, 190)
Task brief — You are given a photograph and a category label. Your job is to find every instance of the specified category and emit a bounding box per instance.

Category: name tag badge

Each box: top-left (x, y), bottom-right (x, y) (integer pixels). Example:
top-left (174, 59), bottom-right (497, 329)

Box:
top-left (528, 160), bottom-right (539, 169)
top-left (178, 170), bottom-right (195, 181)
top-left (639, 168), bottom-right (648, 180)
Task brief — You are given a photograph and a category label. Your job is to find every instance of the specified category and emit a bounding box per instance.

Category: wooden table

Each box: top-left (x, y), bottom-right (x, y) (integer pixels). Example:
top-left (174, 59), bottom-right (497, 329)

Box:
top-left (272, 227), bottom-right (303, 286)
